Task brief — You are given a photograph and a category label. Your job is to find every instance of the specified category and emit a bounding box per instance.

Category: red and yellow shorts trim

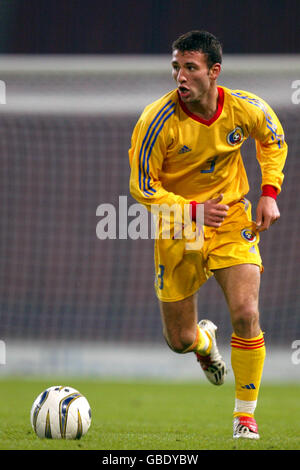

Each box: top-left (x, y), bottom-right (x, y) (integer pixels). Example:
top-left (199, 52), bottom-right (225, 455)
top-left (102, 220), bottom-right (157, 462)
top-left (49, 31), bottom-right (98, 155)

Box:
top-left (154, 198), bottom-right (263, 302)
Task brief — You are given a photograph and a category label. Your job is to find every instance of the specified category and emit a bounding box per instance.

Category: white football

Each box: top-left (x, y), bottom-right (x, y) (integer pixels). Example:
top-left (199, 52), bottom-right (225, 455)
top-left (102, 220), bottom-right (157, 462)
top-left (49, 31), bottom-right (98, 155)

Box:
top-left (30, 385), bottom-right (92, 439)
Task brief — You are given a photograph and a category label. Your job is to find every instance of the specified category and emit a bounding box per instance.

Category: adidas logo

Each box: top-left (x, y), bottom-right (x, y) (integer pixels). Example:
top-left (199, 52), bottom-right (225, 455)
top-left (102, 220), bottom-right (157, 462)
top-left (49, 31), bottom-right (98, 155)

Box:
top-left (178, 145), bottom-right (192, 154)
top-left (241, 383), bottom-right (256, 390)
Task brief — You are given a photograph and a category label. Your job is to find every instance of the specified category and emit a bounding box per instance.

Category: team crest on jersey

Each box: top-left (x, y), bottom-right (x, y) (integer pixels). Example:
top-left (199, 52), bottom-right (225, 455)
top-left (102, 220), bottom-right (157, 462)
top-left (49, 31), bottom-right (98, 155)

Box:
top-left (241, 228), bottom-right (256, 243)
top-left (227, 126), bottom-right (244, 146)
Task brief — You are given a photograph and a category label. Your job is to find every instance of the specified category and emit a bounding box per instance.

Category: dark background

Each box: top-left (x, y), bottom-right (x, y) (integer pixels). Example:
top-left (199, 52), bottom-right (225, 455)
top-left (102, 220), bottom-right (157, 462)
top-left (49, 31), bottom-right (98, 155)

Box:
top-left (0, 0), bottom-right (299, 349)
top-left (0, 0), bottom-right (299, 54)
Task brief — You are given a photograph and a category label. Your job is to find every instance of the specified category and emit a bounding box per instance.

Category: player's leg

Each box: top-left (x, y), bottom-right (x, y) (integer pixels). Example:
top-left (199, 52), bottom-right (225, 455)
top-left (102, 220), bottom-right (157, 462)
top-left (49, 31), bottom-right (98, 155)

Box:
top-left (214, 264), bottom-right (265, 438)
top-left (159, 294), bottom-right (227, 385)
top-left (214, 263), bottom-right (261, 337)
top-left (154, 235), bottom-right (226, 385)
top-left (159, 292), bottom-right (204, 353)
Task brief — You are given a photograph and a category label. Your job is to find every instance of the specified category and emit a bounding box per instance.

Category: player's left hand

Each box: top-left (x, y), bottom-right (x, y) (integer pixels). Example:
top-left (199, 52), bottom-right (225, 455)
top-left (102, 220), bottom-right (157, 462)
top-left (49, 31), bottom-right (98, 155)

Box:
top-left (255, 196), bottom-right (280, 232)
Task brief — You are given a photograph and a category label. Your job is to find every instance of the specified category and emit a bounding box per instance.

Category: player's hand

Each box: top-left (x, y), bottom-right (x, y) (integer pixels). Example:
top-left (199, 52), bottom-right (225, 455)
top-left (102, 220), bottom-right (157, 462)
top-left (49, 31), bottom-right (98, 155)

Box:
top-left (203, 194), bottom-right (229, 228)
top-left (255, 196), bottom-right (280, 232)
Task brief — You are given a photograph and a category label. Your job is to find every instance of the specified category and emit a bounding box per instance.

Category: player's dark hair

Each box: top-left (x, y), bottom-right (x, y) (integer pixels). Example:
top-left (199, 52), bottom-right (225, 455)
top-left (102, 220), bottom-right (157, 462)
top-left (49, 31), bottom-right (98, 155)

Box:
top-left (172, 30), bottom-right (222, 68)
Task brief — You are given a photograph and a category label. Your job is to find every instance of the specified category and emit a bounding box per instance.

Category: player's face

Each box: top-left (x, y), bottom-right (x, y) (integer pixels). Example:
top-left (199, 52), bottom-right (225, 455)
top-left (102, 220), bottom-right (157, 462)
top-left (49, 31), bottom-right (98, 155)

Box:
top-left (171, 50), bottom-right (218, 103)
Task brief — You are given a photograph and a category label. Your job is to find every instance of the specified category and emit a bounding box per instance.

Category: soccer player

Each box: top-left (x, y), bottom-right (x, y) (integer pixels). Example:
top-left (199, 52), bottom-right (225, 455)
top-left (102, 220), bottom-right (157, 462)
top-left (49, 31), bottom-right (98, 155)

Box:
top-left (128, 30), bottom-right (287, 439)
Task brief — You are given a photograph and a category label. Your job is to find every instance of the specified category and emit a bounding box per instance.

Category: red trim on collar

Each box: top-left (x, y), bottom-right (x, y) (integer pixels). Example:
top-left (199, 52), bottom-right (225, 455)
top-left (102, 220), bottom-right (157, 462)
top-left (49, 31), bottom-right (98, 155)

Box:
top-left (178, 86), bottom-right (224, 126)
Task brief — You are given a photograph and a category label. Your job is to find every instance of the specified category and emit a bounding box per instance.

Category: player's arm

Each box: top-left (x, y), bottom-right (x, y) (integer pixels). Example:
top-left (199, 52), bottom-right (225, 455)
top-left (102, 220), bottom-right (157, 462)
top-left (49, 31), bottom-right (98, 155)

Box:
top-left (129, 116), bottom-right (190, 214)
top-left (190, 195), bottom-right (229, 228)
top-left (255, 190), bottom-right (281, 232)
top-left (250, 101), bottom-right (288, 232)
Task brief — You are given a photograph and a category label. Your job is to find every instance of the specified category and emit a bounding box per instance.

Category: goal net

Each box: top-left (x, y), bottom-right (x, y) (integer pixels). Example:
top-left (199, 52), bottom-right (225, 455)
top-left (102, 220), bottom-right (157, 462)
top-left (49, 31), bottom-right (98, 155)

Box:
top-left (0, 54), bottom-right (299, 378)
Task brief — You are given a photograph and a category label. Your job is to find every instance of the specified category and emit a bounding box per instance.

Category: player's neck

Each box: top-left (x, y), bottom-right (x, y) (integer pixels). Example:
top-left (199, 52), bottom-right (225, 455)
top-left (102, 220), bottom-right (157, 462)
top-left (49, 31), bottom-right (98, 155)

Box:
top-left (185, 86), bottom-right (219, 120)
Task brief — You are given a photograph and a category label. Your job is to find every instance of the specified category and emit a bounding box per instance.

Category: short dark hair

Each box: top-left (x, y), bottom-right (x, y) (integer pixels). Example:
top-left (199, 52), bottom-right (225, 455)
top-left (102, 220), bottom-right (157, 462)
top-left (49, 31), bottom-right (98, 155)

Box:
top-left (172, 30), bottom-right (222, 68)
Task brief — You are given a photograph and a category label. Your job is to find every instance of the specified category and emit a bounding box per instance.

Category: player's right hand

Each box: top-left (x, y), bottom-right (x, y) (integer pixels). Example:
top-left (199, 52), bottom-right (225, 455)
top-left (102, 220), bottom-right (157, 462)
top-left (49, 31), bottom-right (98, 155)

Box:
top-left (203, 194), bottom-right (229, 228)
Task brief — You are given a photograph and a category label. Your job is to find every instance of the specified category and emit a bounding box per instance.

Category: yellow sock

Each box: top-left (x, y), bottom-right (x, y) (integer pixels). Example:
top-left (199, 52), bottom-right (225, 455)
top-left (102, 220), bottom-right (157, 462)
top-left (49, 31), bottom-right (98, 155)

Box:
top-left (231, 331), bottom-right (266, 418)
top-left (182, 324), bottom-right (212, 355)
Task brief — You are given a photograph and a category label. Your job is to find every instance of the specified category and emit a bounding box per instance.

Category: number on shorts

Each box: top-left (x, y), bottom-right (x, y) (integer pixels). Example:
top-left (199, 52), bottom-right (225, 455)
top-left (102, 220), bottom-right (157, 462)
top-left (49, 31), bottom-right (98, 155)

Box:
top-left (157, 264), bottom-right (165, 290)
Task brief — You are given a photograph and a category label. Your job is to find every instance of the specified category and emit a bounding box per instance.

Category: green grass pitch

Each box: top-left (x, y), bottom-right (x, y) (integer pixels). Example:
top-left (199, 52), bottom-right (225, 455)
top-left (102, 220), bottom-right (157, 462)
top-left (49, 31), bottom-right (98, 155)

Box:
top-left (0, 378), bottom-right (299, 450)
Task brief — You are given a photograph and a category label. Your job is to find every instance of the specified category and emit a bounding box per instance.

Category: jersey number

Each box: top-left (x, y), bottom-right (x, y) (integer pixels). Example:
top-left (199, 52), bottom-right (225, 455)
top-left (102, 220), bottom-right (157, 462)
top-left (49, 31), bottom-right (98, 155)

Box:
top-left (200, 156), bottom-right (218, 173)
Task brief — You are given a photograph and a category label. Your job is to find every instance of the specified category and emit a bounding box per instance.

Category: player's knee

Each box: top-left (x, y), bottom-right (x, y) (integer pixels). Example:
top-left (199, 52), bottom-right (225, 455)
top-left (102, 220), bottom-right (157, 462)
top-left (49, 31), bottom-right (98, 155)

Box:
top-left (163, 329), bottom-right (196, 354)
top-left (231, 304), bottom-right (259, 336)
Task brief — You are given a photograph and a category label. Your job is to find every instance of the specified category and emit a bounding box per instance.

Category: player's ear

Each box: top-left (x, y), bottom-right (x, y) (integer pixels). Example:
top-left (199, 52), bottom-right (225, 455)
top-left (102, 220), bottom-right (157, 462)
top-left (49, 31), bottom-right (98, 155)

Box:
top-left (209, 63), bottom-right (221, 80)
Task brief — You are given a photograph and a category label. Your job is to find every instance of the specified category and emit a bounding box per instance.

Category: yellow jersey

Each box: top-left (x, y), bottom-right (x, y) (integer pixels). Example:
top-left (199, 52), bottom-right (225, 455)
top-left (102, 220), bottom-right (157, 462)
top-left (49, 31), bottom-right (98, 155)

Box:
top-left (129, 86), bottom-right (287, 209)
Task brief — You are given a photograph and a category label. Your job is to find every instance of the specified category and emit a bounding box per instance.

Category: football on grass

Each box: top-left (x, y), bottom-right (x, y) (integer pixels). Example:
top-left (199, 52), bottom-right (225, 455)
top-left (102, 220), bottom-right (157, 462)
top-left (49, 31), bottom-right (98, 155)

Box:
top-left (30, 385), bottom-right (91, 439)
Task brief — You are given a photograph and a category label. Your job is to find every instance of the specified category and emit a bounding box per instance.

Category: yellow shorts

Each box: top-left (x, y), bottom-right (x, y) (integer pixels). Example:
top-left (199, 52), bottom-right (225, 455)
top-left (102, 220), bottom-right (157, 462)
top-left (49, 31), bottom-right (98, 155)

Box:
top-left (154, 198), bottom-right (263, 302)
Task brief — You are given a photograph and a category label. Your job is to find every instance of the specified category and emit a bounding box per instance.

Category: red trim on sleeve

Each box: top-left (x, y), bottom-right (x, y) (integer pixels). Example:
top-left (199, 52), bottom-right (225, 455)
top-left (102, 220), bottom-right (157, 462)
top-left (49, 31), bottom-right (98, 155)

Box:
top-left (190, 201), bottom-right (198, 221)
top-left (261, 185), bottom-right (278, 200)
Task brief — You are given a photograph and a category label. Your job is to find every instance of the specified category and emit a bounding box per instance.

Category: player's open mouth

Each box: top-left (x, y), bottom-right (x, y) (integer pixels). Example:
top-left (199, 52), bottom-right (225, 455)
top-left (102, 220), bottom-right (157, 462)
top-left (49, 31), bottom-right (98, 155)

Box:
top-left (178, 86), bottom-right (190, 98)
